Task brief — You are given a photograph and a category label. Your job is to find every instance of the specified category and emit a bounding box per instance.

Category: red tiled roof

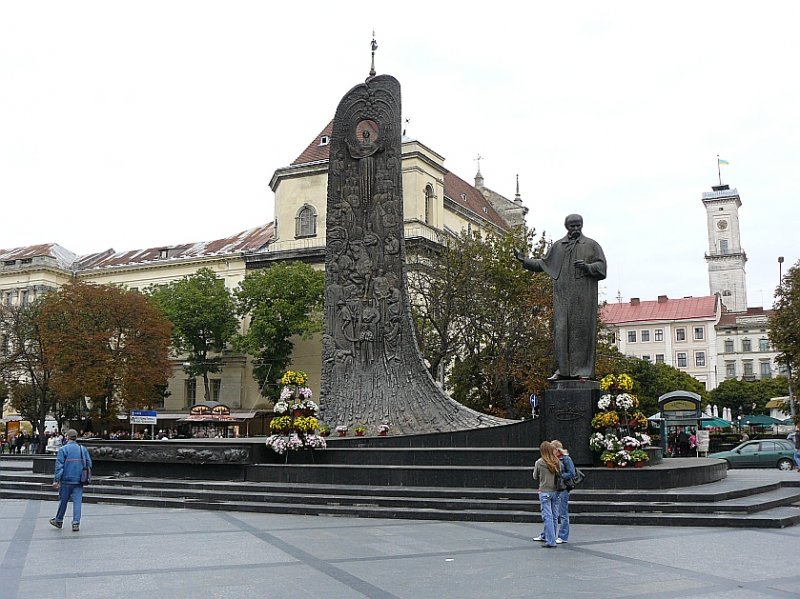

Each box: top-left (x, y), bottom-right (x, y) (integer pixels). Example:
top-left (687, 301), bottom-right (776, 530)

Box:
top-left (602, 296), bottom-right (718, 324)
top-left (443, 171), bottom-right (508, 231)
top-left (77, 223), bottom-right (275, 271)
top-left (292, 122), bottom-right (333, 165)
top-left (717, 306), bottom-right (773, 326)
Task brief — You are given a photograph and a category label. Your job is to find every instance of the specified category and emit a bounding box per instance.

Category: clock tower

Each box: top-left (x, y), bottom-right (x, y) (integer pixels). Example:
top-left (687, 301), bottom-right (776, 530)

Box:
top-left (702, 184), bottom-right (748, 313)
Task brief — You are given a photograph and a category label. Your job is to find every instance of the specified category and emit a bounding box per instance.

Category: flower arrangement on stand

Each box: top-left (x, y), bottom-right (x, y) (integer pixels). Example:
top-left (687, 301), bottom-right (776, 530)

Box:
top-left (265, 370), bottom-right (327, 455)
top-left (335, 425), bottom-right (348, 437)
top-left (590, 374), bottom-right (651, 468)
top-left (354, 424), bottom-right (367, 436)
top-left (378, 422), bottom-right (390, 436)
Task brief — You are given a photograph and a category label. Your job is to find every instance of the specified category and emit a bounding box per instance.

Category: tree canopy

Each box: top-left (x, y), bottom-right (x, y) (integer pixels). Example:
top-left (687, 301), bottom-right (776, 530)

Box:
top-left (234, 261), bottom-right (324, 399)
top-left (771, 258), bottom-right (800, 374)
top-left (407, 228), bottom-right (553, 418)
top-left (148, 267), bottom-right (239, 402)
top-left (38, 281), bottom-right (172, 431)
top-left (708, 376), bottom-right (789, 415)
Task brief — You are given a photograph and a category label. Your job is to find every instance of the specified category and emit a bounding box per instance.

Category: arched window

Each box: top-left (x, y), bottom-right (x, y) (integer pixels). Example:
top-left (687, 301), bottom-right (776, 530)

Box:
top-left (424, 185), bottom-right (434, 224)
top-left (295, 204), bottom-right (317, 238)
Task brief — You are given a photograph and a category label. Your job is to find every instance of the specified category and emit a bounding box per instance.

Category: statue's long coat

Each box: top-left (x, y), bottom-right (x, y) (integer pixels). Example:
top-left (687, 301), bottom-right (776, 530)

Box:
top-left (521, 234), bottom-right (606, 378)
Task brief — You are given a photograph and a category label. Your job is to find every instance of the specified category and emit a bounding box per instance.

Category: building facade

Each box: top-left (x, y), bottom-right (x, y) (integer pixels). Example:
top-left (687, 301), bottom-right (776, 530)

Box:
top-left (1, 125), bottom-right (524, 425)
top-left (601, 295), bottom-right (722, 390)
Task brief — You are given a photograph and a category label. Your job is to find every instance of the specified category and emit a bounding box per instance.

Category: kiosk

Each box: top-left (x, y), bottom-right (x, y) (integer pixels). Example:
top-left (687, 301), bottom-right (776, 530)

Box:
top-left (658, 390), bottom-right (703, 456)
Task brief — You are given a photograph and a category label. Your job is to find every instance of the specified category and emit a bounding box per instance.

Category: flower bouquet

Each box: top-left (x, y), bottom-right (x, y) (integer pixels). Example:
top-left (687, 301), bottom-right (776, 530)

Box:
top-left (600, 450), bottom-right (616, 467)
top-left (354, 424), bottom-right (367, 436)
top-left (378, 423), bottom-right (390, 436)
top-left (615, 450), bottom-right (632, 467)
top-left (630, 449), bottom-right (649, 467)
top-left (335, 425), bottom-right (348, 437)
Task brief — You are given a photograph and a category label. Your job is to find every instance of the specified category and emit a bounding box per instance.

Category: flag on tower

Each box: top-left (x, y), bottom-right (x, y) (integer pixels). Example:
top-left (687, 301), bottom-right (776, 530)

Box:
top-left (718, 158), bottom-right (730, 166)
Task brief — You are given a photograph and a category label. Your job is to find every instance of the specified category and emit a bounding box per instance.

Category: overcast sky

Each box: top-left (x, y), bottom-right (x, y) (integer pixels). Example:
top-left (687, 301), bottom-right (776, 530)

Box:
top-left (2, 1), bottom-right (798, 308)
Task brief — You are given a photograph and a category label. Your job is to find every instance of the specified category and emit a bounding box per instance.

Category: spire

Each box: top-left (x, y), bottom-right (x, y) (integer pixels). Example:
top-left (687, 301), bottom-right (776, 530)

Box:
top-left (369, 31), bottom-right (378, 78)
top-left (474, 154), bottom-right (484, 188)
top-left (514, 173), bottom-right (522, 204)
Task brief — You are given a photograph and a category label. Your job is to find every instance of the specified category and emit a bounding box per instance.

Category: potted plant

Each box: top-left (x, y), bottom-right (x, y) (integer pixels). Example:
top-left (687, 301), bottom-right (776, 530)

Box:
top-left (630, 449), bottom-right (649, 467)
top-left (615, 450), bottom-right (632, 468)
top-left (378, 423), bottom-right (390, 436)
top-left (318, 423), bottom-right (330, 437)
top-left (335, 425), bottom-right (347, 437)
top-left (354, 424), bottom-right (367, 437)
top-left (600, 450), bottom-right (616, 467)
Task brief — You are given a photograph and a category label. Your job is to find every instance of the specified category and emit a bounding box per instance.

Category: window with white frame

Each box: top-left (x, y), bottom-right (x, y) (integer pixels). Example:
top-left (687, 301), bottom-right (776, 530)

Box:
top-left (760, 362), bottom-right (772, 377)
top-left (627, 330), bottom-right (637, 343)
top-left (693, 326), bottom-right (704, 340)
top-left (725, 362), bottom-right (736, 378)
top-left (676, 328), bottom-right (686, 341)
top-left (695, 351), bottom-right (706, 367)
top-left (641, 330), bottom-right (650, 342)
top-left (742, 338), bottom-right (751, 352)
top-left (676, 352), bottom-right (687, 368)
top-left (759, 338), bottom-right (770, 352)
top-left (642, 355), bottom-right (651, 362)
top-left (743, 361), bottom-right (754, 376)
top-left (295, 204), bottom-right (317, 238)
top-left (724, 339), bottom-right (734, 353)
top-left (654, 329), bottom-right (664, 342)
top-left (655, 354), bottom-right (665, 364)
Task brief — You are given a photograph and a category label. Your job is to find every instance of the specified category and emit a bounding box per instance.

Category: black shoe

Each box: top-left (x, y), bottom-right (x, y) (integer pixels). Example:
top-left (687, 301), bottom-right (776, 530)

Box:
top-left (49, 518), bottom-right (62, 529)
top-left (72, 523), bottom-right (80, 532)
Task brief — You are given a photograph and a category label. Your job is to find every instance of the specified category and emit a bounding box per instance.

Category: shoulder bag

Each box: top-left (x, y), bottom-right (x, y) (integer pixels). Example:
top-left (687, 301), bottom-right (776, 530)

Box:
top-left (79, 445), bottom-right (91, 484)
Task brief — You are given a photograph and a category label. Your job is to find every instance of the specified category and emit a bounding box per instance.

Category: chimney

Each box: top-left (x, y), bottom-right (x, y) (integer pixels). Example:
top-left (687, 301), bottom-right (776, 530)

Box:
top-left (630, 298), bottom-right (640, 306)
top-left (658, 295), bottom-right (668, 303)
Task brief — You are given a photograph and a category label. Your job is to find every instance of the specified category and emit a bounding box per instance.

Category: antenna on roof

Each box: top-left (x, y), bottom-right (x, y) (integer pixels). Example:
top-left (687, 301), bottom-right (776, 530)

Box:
top-left (369, 31), bottom-right (378, 78)
top-left (616, 290), bottom-right (623, 303)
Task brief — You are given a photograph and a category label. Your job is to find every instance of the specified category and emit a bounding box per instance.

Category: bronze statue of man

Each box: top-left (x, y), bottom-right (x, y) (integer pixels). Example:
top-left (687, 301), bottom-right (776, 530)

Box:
top-left (514, 214), bottom-right (606, 380)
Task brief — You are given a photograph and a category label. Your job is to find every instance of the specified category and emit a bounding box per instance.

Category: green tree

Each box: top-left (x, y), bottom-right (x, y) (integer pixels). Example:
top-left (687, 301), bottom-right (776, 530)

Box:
top-left (708, 377), bottom-right (789, 416)
top-left (38, 281), bottom-right (173, 431)
top-left (407, 228), bottom-right (553, 418)
top-left (0, 299), bottom-right (57, 437)
top-left (770, 258), bottom-right (800, 394)
top-left (234, 261), bottom-right (324, 398)
top-left (148, 268), bottom-right (239, 403)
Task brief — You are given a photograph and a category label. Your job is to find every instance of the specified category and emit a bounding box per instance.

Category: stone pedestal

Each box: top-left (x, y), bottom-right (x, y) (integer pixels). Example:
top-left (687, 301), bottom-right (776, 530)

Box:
top-left (541, 380), bottom-right (599, 466)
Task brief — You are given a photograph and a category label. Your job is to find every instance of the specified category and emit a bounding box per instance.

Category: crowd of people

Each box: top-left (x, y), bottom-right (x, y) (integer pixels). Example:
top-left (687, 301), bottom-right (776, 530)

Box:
top-left (1, 430), bottom-right (54, 455)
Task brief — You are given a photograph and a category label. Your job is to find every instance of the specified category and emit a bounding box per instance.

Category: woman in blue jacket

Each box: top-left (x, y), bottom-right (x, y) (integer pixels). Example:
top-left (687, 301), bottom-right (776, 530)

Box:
top-left (50, 429), bottom-right (92, 532)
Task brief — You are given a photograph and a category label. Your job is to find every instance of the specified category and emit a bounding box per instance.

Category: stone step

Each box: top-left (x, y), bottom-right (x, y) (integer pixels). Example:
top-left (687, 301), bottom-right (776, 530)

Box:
top-left (5, 478), bottom-right (799, 515)
top-left (4, 487), bottom-right (799, 528)
top-left (261, 447), bottom-right (539, 467)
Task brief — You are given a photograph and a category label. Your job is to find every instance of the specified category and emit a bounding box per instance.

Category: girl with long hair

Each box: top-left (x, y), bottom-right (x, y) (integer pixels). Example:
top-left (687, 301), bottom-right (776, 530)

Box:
top-left (532, 441), bottom-right (562, 548)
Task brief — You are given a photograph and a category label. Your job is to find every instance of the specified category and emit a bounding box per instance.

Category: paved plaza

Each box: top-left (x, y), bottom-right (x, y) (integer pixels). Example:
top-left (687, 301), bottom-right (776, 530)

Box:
top-left (2, 496), bottom-right (800, 599)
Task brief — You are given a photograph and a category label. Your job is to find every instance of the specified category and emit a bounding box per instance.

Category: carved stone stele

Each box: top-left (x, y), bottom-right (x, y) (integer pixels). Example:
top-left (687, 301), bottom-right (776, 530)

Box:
top-left (320, 74), bottom-right (507, 434)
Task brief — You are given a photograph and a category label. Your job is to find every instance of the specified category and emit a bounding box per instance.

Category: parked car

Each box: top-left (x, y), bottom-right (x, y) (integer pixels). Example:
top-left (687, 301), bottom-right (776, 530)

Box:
top-left (709, 439), bottom-right (796, 471)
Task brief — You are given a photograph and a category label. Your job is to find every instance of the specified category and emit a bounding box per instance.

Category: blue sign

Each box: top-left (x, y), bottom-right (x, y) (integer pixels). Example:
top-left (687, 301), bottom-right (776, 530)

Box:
top-left (529, 394), bottom-right (538, 409)
top-left (130, 410), bottom-right (158, 424)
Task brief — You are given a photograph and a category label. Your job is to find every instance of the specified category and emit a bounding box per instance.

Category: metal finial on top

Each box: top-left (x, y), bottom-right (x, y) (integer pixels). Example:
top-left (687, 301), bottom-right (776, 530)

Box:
top-left (369, 31), bottom-right (378, 77)
top-left (475, 153), bottom-right (483, 174)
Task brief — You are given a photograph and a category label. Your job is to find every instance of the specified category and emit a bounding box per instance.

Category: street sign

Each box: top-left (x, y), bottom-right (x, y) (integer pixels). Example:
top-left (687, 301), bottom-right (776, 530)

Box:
top-left (130, 410), bottom-right (158, 425)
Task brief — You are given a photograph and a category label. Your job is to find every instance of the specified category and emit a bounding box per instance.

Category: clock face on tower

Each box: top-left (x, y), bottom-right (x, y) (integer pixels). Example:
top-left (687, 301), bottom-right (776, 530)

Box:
top-left (717, 219), bottom-right (728, 230)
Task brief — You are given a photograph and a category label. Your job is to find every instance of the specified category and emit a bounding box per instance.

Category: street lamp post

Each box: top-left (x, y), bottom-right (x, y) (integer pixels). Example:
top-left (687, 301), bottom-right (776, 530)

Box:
top-left (777, 256), bottom-right (796, 419)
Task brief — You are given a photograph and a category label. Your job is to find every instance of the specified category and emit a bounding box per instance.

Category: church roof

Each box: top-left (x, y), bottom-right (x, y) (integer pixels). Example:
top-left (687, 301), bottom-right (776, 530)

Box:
top-left (602, 295), bottom-right (719, 324)
top-left (289, 122), bottom-right (509, 230)
top-left (292, 122), bottom-right (333, 165)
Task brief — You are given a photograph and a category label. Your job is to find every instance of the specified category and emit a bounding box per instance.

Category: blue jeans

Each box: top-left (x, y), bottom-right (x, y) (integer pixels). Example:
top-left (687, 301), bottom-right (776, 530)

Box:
top-left (539, 492), bottom-right (559, 546)
top-left (55, 483), bottom-right (84, 524)
top-left (539, 491), bottom-right (571, 541)
top-left (794, 450), bottom-right (800, 469)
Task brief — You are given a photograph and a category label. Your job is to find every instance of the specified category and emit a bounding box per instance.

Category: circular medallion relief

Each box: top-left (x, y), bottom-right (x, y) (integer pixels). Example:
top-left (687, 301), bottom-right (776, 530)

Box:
top-left (355, 119), bottom-right (379, 147)
top-left (717, 219), bottom-right (728, 230)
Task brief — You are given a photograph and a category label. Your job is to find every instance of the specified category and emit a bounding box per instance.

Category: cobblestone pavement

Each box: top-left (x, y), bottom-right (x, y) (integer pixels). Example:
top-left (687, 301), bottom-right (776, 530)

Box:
top-left (2, 495), bottom-right (800, 599)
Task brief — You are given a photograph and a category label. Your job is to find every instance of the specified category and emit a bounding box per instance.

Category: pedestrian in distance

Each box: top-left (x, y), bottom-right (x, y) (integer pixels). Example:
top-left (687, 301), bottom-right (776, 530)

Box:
top-left (793, 423), bottom-right (800, 473)
top-left (534, 440), bottom-right (575, 545)
top-left (532, 441), bottom-right (563, 548)
top-left (50, 429), bottom-right (92, 532)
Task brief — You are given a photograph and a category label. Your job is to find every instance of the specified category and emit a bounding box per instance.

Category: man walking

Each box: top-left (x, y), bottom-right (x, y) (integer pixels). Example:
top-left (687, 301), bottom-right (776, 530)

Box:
top-left (49, 429), bottom-right (92, 532)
